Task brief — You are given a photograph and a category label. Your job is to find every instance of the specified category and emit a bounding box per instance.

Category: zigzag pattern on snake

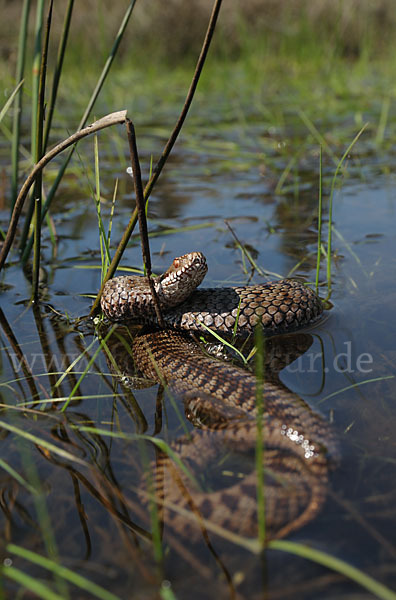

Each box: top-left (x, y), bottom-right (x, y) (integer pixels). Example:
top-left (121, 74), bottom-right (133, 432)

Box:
top-left (101, 252), bottom-right (337, 541)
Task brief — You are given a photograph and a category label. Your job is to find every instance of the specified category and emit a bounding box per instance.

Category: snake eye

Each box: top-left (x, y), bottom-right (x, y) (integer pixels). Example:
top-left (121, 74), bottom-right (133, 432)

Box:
top-left (173, 258), bottom-right (180, 268)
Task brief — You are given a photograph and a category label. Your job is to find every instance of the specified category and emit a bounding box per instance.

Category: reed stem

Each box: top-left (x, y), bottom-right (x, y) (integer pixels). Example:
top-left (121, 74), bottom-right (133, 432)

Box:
top-left (315, 145), bottom-right (323, 292)
top-left (10, 0), bottom-right (31, 209)
top-left (126, 119), bottom-right (164, 327)
top-left (31, 0), bottom-right (53, 301)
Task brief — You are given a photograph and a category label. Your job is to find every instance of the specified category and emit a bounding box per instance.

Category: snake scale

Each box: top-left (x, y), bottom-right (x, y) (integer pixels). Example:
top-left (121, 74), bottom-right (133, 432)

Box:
top-left (101, 252), bottom-right (337, 541)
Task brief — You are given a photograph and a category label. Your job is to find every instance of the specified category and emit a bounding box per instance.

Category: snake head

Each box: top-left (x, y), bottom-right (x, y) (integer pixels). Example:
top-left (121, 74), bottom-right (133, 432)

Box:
top-left (157, 251), bottom-right (208, 308)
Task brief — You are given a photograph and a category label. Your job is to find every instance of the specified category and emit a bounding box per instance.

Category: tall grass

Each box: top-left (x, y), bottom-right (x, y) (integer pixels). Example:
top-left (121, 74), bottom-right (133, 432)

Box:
top-left (325, 123), bottom-right (369, 297)
top-left (42, 0), bottom-right (74, 152)
top-left (269, 540), bottom-right (396, 600)
top-left (254, 325), bottom-right (266, 547)
top-left (12, 0), bottom-right (137, 267)
top-left (0, 1), bottom-right (138, 596)
top-left (93, 134), bottom-right (113, 282)
top-left (315, 145), bottom-right (323, 292)
top-left (31, 0), bottom-right (53, 301)
top-left (18, 0), bottom-right (45, 256)
top-left (10, 0), bottom-right (31, 208)
top-left (5, 544), bottom-right (122, 600)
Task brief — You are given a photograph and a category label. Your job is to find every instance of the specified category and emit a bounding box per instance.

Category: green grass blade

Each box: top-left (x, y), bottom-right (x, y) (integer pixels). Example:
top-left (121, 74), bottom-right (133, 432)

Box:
top-left (31, 1), bottom-right (53, 296)
top-left (254, 325), bottom-right (265, 547)
top-left (76, 0), bottom-right (137, 131)
top-left (42, 0), bottom-right (74, 152)
top-left (2, 565), bottom-right (63, 600)
top-left (225, 220), bottom-right (266, 277)
top-left (298, 109), bottom-right (338, 165)
top-left (32, 195), bottom-right (41, 302)
top-left (106, 179), bottom-right (118, 267)
top-left (94, 134), bottom-right (104, 275)
top-left (326, 123), bottom-right (368, 296)
top-left (199, 321), bottom-right (249, 365)
top-left (11, 0), bottom-right (31, 207)
top-left (61, 326), bottom-right (116, 411)
top-left (8, 431), bottom-right (68, 598)
top-left (22, 393), bottom-right (122, 407)
top-left (17, 0), bottom-right (45, 252)
top-left (318, 375), bottom-right (394, 404)
top-left (54, 336), bottom-right (98, 390)
top-left (145, 437), bottom-right (202, 491)
top-left (269, 540), bottom-right (396, 600)
top-left (0, 80), bottom-right (25, 124)
top-left (315, 145), bottom-right (323, 292)
top-left (30, 0), bottom-right (45, 161)
top-left (0, 419), bottom-right (87, 466)
top-left (76, 423), bottom-right (261, 551)
top-left (7, 544), bottom-right (122, 600)
top-left (136, 439), bottom-right (164, 567)
top-left (332, 225), bottom-right (367, 275)
top-left (93, 135), bottom-right (111, 280)
top-left (75, 426), bottom-right (201, 491)
top-left (274, 153), bottom-right (297, 195)
top-left (375, 96), bottom-right (390, 147)
top-left (160, 581), bottom-right (179, 600)
top-left (0, 457), bottom-right (38, 495)
top-left (21, 0), bottom-right (53, 264)
top-left (22, 0), bottom-right (137, 264)
top-left (232, 297), bottom-right (243, 341)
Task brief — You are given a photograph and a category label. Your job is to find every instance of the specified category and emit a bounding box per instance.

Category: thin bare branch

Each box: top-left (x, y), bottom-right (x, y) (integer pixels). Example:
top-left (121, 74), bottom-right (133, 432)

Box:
top-left (0, 110), bottom-right (127, 271)
top-left (125, 119), bottom-right (164, 327)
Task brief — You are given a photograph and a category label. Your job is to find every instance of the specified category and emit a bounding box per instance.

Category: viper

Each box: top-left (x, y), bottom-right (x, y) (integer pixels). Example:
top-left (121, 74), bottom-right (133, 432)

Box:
top-left (101, 252), bottom-right (336, 541)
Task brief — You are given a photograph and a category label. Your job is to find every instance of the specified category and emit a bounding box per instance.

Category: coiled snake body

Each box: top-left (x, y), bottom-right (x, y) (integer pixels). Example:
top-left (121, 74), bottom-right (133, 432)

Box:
top-left (101, 252), bottom-right (336, 541)
top-left (101, 251), bottom-right (323, 335)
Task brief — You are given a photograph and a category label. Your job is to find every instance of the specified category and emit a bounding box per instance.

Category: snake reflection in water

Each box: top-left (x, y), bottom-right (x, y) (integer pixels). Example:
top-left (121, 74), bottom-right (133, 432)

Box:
top-left (100, 252), bottom-right (337, 541)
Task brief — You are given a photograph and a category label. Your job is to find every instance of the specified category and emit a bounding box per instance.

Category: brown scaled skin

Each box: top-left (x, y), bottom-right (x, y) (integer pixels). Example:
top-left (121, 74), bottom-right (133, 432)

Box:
top-left (100, 251), bottom-right (323, 335)
top-left (101, 253), bottom-right (333, 542)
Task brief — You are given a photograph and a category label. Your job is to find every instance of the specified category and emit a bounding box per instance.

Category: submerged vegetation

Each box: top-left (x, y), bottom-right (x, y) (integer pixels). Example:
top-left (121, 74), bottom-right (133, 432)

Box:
top-left (0, 1), bottom-right (396, 599)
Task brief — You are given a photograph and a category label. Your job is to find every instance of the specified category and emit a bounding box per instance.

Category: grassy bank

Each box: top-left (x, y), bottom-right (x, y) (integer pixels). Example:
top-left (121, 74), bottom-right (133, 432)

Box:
top-left (2, 0), bottom-right (396, 66)
top-left (2, 0), bottom-right (396, 106)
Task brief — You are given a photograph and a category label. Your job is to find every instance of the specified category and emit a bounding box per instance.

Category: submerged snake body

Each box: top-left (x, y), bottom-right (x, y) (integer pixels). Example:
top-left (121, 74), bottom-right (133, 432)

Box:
top-left (101, 252), bottom-right (335, 540)
top-left (131, 329), bottom-right (336, 540)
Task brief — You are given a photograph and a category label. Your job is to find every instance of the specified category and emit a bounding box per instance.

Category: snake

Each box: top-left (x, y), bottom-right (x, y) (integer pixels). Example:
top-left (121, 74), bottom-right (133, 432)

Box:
top-left (101, 252), bottom-right (336, 541)
top-left (101, 251), bottom-right (323, 335)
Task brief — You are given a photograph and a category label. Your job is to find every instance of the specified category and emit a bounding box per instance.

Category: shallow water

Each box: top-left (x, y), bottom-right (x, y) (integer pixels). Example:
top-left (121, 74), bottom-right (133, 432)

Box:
top-left (1, 101), bottom-right (396, 599)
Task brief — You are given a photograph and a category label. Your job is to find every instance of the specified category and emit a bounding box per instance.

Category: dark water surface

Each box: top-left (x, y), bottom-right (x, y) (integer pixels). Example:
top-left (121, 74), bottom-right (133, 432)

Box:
top-left (0, 105), bottom-right (396, 599)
